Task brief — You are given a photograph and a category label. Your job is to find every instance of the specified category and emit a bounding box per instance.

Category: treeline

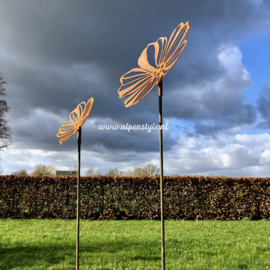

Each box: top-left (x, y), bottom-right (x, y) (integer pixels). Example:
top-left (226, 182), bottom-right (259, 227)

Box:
top-left (11, 164), bottom-right (57, 176)
top-left (11, 163), bottom-right (162, 177)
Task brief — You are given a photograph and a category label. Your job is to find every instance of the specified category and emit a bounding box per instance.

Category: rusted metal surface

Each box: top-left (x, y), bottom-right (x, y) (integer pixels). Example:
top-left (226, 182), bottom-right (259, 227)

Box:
top-left (118, 22), bottom-right (190, 270)
top-left (118, 22), bottom-right (189, 107)
top-left (57, 97), bottom-right (94, 144)
top-left (57, 98), bottom-right (94, 270)
top-left (76, 127), bottom-right (81, 270)
top-left (158, 80), bottom-right (165, 270)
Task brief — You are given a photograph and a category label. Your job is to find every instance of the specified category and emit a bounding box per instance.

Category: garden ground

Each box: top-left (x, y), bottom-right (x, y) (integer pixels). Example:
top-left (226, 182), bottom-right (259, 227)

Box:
top-left (0, 218), bottom-right (270, 269)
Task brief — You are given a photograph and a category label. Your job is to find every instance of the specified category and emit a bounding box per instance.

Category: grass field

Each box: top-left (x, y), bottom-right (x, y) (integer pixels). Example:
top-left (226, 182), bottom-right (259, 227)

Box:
top-left (0, 218), bottom-right (270, 269)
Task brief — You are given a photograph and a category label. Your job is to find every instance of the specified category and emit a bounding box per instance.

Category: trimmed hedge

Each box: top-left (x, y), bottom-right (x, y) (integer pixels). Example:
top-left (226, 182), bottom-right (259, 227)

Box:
top-left (0, 175), bottom-right (270, 220)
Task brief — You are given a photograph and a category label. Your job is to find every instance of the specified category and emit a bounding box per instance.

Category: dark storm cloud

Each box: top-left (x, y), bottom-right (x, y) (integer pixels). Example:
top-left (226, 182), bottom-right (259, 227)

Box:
top-left (193, 103), bottom-right (257, 135)
top-left (9, 107), bottom-right (176, 153)
top-left (0, 0), bottom-right (269, 153)
top-left (163, 46), bottom-right (257, 135)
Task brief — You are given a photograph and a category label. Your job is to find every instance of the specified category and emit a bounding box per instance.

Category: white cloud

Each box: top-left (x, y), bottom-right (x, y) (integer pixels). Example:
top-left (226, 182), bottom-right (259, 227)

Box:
top-left (260, 149), bottom-right (270, 165)
top-left (219, 46), bottom-right (246, 72)
top-left (163, 133), bottom-right (270, 177)
top-left (166, 44), bottom-right (253, 125)
top-left (215, 45), bottom-right (252, 91)
top-left (2, 132), bottom-right (270, 177)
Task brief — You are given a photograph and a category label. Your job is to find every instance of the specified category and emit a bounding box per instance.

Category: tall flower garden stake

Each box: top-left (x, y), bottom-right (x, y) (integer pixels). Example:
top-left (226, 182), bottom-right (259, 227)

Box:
top-left (118, 22), bottom-right (189, 270)
top-left (57, 97), bottom-right (94, 270)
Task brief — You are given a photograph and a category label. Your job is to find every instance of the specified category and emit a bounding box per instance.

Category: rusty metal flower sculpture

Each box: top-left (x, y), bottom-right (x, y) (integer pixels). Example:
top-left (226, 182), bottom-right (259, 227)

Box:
top-left (118, 22), bottom-right (189, 107)
top-left (118, 22), bottom-right (189, 270)
top-left (57, 98), bottom-right (94, 145)
top-left (57, 97), bottom-right (94, 270)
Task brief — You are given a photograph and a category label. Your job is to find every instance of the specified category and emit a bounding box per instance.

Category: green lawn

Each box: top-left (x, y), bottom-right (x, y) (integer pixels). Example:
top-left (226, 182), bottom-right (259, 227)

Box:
top-left (0, 218), bottom-right (270, 269)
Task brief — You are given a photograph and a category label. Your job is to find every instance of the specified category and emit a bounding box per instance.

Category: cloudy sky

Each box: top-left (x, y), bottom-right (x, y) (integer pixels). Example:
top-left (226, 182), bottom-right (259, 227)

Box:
top-left (0, 0), bottom-right (270, 176)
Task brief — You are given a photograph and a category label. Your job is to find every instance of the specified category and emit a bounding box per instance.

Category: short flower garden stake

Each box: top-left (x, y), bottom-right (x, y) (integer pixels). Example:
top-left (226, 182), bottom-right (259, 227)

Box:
top-left (57, 97), bottom-right (94, 270)
top-left (118, 22), bottom-right (189, 270)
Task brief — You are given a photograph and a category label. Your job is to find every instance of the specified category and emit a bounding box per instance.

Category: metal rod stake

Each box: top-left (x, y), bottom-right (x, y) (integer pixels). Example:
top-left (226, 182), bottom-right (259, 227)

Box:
top-left (158, 80), bottom-right (165, 270)
top-left (76, 127), bottom-right (81, 270)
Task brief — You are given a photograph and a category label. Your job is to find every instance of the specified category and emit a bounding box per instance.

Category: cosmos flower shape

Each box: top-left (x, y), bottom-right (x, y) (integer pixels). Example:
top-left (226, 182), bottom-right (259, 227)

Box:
top-left (57, 97), bottom-right (94, 145)
top-left (118, 21), bottom-right (190, 107)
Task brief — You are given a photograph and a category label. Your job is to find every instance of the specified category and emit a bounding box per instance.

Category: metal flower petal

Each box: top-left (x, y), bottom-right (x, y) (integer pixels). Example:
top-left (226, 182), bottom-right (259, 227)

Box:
top-left (118, 22), bottom-right (189, 107)
top-left (160, 22), bottom-right (189, 70)
top-left (57, 97), bottom-right (94, 145)
top-left (118, 67), bottom-right (157, 107)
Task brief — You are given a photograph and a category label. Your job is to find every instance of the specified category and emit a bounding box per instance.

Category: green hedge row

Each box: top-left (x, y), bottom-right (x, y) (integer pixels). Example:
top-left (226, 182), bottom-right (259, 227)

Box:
top-left (1, 175), bottom-right (270, 220)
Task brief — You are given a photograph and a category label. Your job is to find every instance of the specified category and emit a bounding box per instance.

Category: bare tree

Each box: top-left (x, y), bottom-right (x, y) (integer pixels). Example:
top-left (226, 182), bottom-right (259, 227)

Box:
top-left (95, 168), bottom-right (102, 176)
top-left (86, 167), bottom-right (94, 176)
top-left (11, 169), bottom-right (28, 176)
top-left (107, 167), bottom-right (124, 176)
top-left (143, 163), bottom-right (159, 176)
top-left (132, 167), bottom-right (145, 177)
top-left (0, 73), bottom-right (11, 150)
top-left (31, 164), bottom-right (57, 176)
top-left (86, 167), bottom-right (102, 176)
top-left (128, 163), bottom-right (160, 176)
top-left (47, 164), bottom-right (57, 175)
top-left (123, 169), bottom-right (133, 176)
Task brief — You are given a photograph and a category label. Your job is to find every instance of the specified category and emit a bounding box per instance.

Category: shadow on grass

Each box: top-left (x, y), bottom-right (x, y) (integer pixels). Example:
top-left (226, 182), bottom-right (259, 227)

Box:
top-left (0, 245), bottom-right (69, 269)
top-left (0, 238), bottom-right (160, 269)
top-left (238, 264), bottom-right (248, 270)
top-left (131, 255), bottom-right (160, 261)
